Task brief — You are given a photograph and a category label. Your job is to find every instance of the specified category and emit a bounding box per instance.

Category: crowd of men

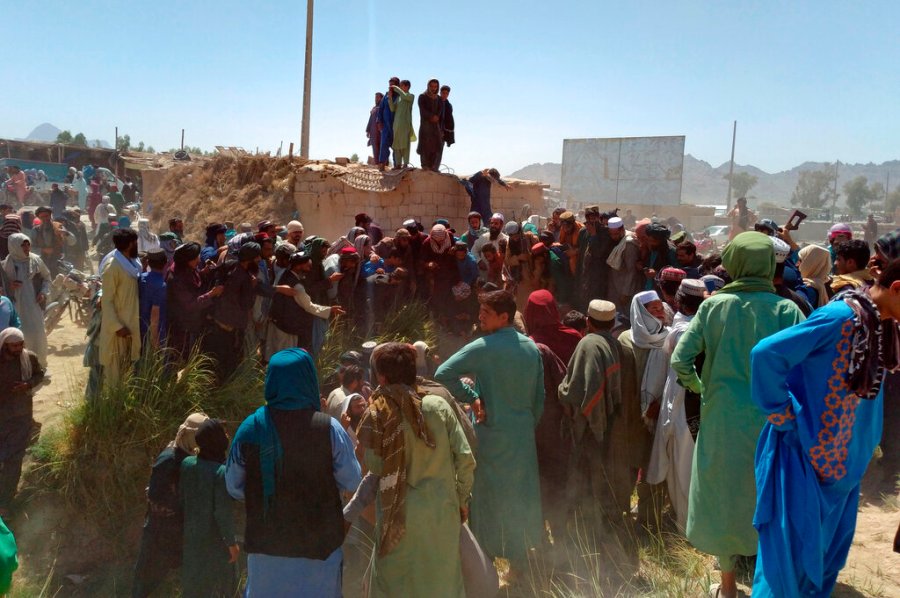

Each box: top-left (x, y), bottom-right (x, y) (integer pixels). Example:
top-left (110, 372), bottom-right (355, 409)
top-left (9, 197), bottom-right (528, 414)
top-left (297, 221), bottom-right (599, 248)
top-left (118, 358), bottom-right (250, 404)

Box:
top-left (0, 169), bottom-right (898, 597)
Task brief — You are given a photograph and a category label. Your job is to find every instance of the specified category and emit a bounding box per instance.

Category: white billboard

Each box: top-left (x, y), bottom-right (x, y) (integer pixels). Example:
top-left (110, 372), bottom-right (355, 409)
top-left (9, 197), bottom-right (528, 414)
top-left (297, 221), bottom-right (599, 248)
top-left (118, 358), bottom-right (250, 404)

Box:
top-left (561, 136), bottom-right (685, 206)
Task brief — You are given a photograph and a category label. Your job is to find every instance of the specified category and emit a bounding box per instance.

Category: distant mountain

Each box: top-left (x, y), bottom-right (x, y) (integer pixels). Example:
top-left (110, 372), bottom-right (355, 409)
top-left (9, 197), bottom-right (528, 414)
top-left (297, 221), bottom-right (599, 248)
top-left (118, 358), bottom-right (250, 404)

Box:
top-left (19, 122), bottom-right (111, 149)
top-left (24, 123), bottom-right (61, 142)
top-left (510, 155), bottom-right (900, 208)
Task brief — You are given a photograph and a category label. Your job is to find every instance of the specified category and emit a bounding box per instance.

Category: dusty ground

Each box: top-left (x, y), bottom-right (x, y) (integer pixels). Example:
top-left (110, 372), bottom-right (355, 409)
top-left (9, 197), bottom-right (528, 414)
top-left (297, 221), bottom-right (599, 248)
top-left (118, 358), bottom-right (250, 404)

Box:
top-left (10, 313), bottom-right (900, 596)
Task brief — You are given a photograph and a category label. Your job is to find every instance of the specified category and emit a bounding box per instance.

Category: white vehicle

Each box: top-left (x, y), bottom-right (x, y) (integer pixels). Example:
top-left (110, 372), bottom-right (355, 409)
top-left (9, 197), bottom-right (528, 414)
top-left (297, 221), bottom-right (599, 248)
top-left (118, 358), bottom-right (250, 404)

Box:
top-left (702, 224), bottom-right (731, 248)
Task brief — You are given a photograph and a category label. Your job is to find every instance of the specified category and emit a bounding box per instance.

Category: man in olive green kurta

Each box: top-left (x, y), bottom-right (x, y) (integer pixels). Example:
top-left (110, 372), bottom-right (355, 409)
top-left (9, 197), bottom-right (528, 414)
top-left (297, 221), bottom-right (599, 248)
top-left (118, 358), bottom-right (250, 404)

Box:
top-left (99, 230), bottom-right (141, 386)
top-left (364, 391), bottom-right (475, 598)
top-left (390, 81), bottom-right (417, 168)
top-left (558, 301), bottom-right (628, 524)
top-left (670, 232), bottom-right (803, 596)
top-left (435, 290), bottom-right (544, 568)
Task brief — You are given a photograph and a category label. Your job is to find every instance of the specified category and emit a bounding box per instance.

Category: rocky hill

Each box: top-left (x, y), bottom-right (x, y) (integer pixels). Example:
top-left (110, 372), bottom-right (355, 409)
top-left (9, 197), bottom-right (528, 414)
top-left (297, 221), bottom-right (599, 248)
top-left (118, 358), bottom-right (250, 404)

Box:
top-left (511, 155), bottom-right (900, 208)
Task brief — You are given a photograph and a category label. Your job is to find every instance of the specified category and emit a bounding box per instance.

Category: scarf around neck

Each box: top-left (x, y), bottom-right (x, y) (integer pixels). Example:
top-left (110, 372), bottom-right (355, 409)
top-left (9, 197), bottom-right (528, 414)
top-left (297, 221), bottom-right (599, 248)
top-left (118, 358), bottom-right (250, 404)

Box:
top-left (357, 383), bottom-right (434, 557)
top-left (841, 289), bottom-right (900, 400)
top-left (630, 297), bottom-right (670, 417)
top-left (607, 232), bottom-right (635, 270)
top-left (113, 250), bottom-right (143, 279)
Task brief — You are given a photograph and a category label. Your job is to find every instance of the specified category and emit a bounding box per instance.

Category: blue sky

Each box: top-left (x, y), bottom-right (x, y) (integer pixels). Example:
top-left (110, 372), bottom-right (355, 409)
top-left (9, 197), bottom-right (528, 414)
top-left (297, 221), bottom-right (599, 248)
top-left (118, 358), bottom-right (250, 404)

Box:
top-left (3, 1), bottom-right (897, 176)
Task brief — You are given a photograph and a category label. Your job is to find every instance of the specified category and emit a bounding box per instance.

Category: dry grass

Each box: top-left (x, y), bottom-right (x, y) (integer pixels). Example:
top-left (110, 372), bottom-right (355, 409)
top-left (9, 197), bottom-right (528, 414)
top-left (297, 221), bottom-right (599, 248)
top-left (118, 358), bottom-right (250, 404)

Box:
top-left (148, 155), bottom-right (304, 241)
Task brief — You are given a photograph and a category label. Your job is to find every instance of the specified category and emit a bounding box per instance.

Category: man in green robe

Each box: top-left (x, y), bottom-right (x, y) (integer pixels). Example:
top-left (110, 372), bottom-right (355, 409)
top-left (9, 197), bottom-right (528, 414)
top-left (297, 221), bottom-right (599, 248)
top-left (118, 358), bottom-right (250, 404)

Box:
top-left (390, 80), bottom-right (416, 168)
top-left (671, 231), bottom-right (804, 598)
top-left (558, 300), bottom-right (630, 526)
top-left (357, 343), bottom-right (475, 598)
top-left (435, 290), bottom-right (544, 572)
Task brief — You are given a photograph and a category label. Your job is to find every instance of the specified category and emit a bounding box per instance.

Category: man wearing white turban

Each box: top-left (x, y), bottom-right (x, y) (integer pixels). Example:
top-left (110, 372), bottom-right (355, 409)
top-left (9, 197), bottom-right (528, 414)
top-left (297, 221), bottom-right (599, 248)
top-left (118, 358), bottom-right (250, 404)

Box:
top-left (1, 233), bottom-right (51, 368)
top-left (0, 327), bottom-right (44, 516)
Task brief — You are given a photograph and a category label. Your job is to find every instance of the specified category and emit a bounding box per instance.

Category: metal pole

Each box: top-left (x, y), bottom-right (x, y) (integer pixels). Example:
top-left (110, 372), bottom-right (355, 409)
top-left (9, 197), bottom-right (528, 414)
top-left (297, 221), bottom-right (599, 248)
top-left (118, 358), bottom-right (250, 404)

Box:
top-left (181, 129), bottom-right (185, 151)
top-left (725, 120), bottom-right (737, 209)
top-left (830, 161), bottom-right (840, 221)
top-left (114, 126), bottom-right (119, 178)
top-left (300, 0), bottom-right (314, 158)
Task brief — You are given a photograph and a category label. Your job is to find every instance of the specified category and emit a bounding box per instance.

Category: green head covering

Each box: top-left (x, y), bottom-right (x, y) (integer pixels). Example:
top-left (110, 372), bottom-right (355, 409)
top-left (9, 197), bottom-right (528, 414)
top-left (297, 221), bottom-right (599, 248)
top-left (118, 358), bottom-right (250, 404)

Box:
top-left (719, 231), bottom-right (776, 294)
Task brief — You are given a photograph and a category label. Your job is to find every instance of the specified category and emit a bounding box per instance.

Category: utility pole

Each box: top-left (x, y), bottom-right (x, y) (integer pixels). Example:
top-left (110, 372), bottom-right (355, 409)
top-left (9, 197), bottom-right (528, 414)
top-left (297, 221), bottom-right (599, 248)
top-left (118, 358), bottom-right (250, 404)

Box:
top-left (724, 120), bottom-right (737, 210)
top-left (300, 0), bottom-right (314, 158)
top-left (830, 160), bottom-right (840, 221)
top-left (114, 126), bottom-right (119, 178)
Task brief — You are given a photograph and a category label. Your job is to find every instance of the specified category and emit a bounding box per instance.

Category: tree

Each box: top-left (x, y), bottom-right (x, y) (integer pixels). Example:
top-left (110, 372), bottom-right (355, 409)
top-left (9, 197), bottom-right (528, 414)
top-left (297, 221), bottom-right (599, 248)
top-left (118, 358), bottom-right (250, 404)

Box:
top-left (116, 134), bottom-right (131, 153)
top-left (724, 171), bottom-right (758, 199)
top-left (791, 167), bottom-right (837, 209)
top-left (843, 176), bottom-right (876, 218)
top-left (72, 133), bottom-right (88, 146)
top-left (350, 153), bottom-right (359, 163)
top-left (55, 130), bottom-right (73, 144)
top-left (887, 185), bottom-right (900, 214)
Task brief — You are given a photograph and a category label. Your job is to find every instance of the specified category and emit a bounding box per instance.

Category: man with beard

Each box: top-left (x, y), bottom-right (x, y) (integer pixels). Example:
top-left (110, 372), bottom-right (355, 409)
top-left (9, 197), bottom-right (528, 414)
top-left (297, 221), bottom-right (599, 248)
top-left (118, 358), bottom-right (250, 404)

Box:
top-left (472, 213), bottom-right (508, 261)
top-left (285, 221), bottom-right (304, 247)
top-left (204, 242), bottom-right (261, 382)
top-left (579, 206), bottom-right (614, 308)
top-left (168, 217), bottom-right (185, 244)
top-left (267, 252), bottom-right (342, 359)
top-left (416, 79), bottom-right (444, 171)
top-left (0, 327), bottom-right (44, 517)
top-left (99, 228), bottom-right (142, 386)
top-left (436, 85), bottom-right (454, 168)
top-left (64, 208), bottom-right (90, 272)
top-left (31, 206), bottom-right (69, 278)
top-left (606, 217), bottom-right (643, 315)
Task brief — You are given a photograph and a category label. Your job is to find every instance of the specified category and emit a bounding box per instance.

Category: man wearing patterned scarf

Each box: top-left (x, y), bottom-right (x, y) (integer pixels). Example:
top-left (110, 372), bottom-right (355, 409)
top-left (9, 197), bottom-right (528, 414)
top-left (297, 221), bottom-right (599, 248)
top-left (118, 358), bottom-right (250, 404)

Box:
top-left (751, 257), bottom-right (900, 597)
top-left (356, 342), bottom-right (474, 596)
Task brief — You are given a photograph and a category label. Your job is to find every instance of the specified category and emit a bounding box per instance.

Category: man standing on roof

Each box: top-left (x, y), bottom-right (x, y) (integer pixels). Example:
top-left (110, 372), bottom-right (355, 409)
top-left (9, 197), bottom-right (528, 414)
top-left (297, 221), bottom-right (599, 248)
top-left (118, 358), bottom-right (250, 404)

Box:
top-left (375, 77), bottom-right (400, 172)
top-left (416, 79), bottom-right (444, 171)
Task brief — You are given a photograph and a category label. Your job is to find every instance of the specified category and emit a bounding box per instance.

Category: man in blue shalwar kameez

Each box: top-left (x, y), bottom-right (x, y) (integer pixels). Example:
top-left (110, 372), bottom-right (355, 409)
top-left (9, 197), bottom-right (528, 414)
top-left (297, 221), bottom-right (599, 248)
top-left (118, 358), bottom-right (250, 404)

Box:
top-left (375, 77), bottom-right (399, 170)
top-left (750, 257), bottom-right (900, 598)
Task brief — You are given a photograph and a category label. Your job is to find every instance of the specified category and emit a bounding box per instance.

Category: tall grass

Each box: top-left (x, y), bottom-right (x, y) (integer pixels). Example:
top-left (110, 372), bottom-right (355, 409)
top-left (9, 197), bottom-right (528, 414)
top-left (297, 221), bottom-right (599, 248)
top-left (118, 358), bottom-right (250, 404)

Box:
top-left (28, 345), bottom-right (263, 543)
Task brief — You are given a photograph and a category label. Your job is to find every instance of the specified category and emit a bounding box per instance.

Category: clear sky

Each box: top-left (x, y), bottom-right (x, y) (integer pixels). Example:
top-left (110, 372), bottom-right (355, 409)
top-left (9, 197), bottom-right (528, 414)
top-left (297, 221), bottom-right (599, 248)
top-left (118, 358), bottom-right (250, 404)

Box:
top-left (3, 1), bottom-right (897, 176)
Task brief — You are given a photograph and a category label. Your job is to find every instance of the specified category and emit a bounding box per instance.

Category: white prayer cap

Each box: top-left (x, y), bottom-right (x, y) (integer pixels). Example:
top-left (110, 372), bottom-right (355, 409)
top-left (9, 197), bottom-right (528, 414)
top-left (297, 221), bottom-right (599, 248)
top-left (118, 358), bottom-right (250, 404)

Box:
top-left (287, 220), bottom-right (304, 233)
top-left (490, 212), bottom-right (505, 223)
top-left (678, 279), bottom-right (707, 298)
top-left (587, 300), bottom-right (616, 322)
top-left (634, 290), bottom-right (660, 305)
top-left (771, 237), bottom-right (791, 264)
top-left (608, 217), bottom-right (624, 230)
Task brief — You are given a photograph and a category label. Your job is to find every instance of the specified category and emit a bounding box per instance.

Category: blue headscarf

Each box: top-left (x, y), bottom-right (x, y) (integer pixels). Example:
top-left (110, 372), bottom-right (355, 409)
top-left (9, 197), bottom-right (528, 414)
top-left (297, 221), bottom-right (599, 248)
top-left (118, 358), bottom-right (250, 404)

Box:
top-left (230, 348), bottom-right (320, 508)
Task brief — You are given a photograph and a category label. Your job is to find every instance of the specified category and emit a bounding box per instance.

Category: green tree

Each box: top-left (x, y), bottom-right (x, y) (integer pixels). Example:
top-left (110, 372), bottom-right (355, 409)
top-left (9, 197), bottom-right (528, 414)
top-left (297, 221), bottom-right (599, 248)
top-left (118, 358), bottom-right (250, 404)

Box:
top-left (350, 153), bottom-right (359, 163)
top-left (724, 171), bottom-right (758, 199)
top-left (842, 176), bottom-right (875, 218)
top-left (887, 185), bottom-right (900, 214)
top-left (72, 132), bottom-right (88, 146)
top-left (55, 130), bottom-right (73, 144)
top-left (116, 134), bottom-right (131, 152)
top-left (791, 167), bottom-right (837, 209)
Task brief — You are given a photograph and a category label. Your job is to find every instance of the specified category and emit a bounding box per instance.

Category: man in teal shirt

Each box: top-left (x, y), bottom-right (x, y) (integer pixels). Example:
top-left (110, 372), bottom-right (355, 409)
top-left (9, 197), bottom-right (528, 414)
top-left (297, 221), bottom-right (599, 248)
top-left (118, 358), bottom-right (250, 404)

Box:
top-left (435, 290), bottom-right (544, 574)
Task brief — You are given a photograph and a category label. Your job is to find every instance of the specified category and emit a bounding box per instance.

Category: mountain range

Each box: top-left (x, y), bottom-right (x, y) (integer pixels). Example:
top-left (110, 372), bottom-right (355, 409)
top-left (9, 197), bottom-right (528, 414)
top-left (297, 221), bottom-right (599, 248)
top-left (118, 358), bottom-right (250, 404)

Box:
top-left (20, 123), bottom-right (111, 149)
top-left (510, 155), bottom-right (900, 208)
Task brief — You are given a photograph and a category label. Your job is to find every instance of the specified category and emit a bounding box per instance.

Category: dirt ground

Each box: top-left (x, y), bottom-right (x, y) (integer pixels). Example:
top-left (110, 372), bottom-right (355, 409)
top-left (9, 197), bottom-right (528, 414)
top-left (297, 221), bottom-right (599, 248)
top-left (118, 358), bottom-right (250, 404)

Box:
top-left (11, 314), bottom-right (900, 596)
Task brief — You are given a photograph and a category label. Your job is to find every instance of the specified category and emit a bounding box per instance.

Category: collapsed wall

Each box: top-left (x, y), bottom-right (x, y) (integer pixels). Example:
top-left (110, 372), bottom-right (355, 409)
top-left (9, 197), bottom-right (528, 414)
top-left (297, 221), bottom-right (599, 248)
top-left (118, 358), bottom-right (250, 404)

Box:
top-left (144, 156), bottom-right (547, 242)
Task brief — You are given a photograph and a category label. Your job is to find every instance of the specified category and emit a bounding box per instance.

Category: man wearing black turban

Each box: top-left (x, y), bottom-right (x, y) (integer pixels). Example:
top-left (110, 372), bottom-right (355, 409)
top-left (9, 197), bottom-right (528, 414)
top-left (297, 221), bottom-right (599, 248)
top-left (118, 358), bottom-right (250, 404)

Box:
top-left (201, 223), bottom-right (227, 263)
top-left (166, 242), bottom-right (223, 361)
top-left (643, 223), bottom-right (677, 291)
top-left (204, 241), bottom-right (261, 382)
